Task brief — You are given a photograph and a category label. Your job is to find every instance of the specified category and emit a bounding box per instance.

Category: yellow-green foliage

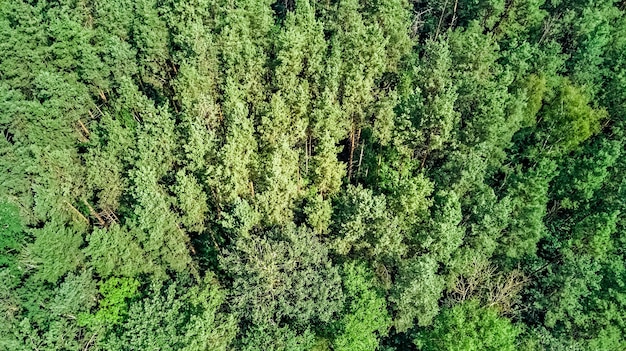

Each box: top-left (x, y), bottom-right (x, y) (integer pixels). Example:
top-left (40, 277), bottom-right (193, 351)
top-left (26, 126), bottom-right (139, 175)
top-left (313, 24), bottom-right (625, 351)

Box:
top-left (1, 0), bottom-right (625, 350)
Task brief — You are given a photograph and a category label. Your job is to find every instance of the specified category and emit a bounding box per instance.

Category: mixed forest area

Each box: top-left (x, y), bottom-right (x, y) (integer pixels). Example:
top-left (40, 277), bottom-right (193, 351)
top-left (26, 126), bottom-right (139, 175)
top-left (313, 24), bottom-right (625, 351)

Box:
top-left (0, 0), bottom-right (625, 350)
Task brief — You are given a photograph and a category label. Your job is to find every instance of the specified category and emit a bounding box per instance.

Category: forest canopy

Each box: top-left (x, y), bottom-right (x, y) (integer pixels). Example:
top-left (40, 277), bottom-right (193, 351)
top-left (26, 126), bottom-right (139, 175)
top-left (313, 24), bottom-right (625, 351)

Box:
top-left (1, 0), bottom-right (625, 350)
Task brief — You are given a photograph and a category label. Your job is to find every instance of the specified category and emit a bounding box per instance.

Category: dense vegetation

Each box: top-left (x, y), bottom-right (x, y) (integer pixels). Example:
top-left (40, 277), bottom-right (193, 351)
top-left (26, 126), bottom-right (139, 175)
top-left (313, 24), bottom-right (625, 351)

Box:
top-left (1, 0), bottom-right (625, 350)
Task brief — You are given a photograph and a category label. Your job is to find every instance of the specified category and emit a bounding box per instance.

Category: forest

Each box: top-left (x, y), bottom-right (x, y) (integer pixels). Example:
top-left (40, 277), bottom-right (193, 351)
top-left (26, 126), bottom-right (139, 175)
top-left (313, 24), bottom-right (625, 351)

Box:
top-left (0, 0), bottom-right (625, 350)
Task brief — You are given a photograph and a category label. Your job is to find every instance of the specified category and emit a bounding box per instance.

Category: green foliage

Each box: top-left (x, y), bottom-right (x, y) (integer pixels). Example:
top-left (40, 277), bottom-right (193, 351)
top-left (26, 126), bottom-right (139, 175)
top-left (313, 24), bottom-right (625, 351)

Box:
top-left (240, 324), bottom-right (316, 351)
top-left (101, 274), bottom-right (237, 351)
top-left (397, 38), bottom-right (459, 157)
top-left (448, 23), bottom-right (513, 150)
top-left (173, 170), bottom-right (209, 233)
top-left (311, 132), bottom-right (346, 197)
top-left (391, 256), bottom-right (445, 331)
top-left (85, 224), bottom-right (157, 278)
top-left (537, 78), bottom-right (607, 154)
top-left (522, 127), bottom-right (626, 349)
top-left (523, 74), bottom-right (548, 124)
top-left (101, 282), bottom-right (188, 350)
top-left (331, 185), bottom-right (404, 262)
top-left (414, 300), bottom-right (520, 351)
top-left (220, 198), bottom-right (261, 237)
top-left (302, 192), bottom-right (333, 234)
top-left (182, 274), bottom-right (239, 351)
top-left (0, 200), bottom-right (23, 268)
top-left (223, 224), bottom-right (344, 328)
top-left (30, 220), bottom-right (84, 283)
top-left (413, 190), bottom-right (463, 263)
top-left (499, 159), bottom-right (556, 259)
top-left (0, 271), bottom-right (98, 351)
top-left (1, 0), bottom-right (625, 350)
top-left (332, 262), bottom-right (391, 351)
top-left (128, 145), bottom-right (195, 276)
top-left (79, 277), bottom-right (140, 329)
top-left (84, 114), bottom-right (134, 211)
